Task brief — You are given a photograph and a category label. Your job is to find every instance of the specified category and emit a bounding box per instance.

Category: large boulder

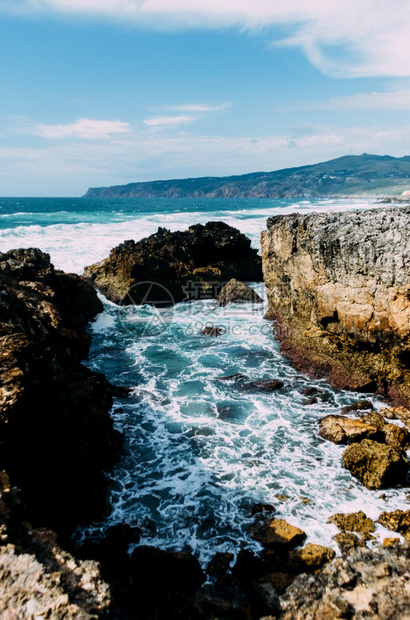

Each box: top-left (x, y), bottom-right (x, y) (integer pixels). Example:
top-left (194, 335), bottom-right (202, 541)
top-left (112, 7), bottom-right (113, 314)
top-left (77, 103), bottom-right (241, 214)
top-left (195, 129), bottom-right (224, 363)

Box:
top-left (250, 517), bottom-right (306, 550)
top-left (377, 509), bottom-right (410, 540)
top-left (83, 222), bottom-right (262, 305)
top-left (216, 278), bottom-right (263, 307)
top-left (319, 415), bottom-right (379, 444)
top-left (342, 439), bottom-right (408, 489)
top-left (328, 511), bottom-right (375, 540)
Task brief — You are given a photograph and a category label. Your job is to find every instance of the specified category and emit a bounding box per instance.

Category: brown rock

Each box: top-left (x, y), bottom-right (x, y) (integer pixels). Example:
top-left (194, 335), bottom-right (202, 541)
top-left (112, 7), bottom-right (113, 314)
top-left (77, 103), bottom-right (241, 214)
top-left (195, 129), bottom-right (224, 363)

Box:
top-left (341, 400), bottom-right (374, 415)
top-left (200, 326), bottom-right (224, 336)
top-left (379, 406), bottom-right (410, 428)
top-left (319, 415), bottom-right (379, 444)
top-left (261, 207), bottom-right (410, 406)
top-left (361, 412), bottom-right (409, 447)
top-left (206, 552), bottom-right (234, 578)
top-left (251, 518), bottom-right (307, 550)
top-left (383, 537), bottom-right (400, 547)
top-left (216, 278), bottom-right (263, 307)
top-left (342, 439), bottom-right (409, 489)
top-left (84, 222), bottom-right (262, 305)
top-left (334, 532), bottom-right (366, 554)
top-left (377, 510), bottom-right (410, 539)
top-left (328, 511), bottom-right (375, 540)
top-left (288, 543), bottom-right (335, 572)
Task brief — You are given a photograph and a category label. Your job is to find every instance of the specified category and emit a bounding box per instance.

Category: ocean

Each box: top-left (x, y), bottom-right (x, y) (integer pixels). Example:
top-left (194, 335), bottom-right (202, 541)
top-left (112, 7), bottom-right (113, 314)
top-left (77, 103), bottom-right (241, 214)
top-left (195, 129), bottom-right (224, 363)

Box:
top-left (0, 196), bottom-right (407, 563)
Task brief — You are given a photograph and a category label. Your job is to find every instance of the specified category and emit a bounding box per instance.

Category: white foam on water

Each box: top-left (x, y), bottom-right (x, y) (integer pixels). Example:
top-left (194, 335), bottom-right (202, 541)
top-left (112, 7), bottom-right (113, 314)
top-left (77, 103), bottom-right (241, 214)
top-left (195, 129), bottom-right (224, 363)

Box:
top-left (2, 197), bottom-right (405, 565)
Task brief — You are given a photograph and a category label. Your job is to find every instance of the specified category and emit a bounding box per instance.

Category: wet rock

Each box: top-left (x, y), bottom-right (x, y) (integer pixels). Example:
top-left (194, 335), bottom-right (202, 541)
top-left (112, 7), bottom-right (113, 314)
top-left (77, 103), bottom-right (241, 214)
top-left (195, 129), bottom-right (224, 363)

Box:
top-left (377, 509), bottom-right (410, 540)
top-left (216, 373), bottom-right (247, 381)
top-left (84, 222), bottom-right (262, 305)
top-left (328, 511), bottom-right (375, 540)
top-left (200, 325), bottom-right (224, 336)
top-left (342, 439), bottom-right (409, 489)
top-left (304, 396), bottom-right (318, 405)
top-left (319, 415), bottom-right (379, 444)
top-left (302, 386), bottom-right (319, 396)
top-left (275, 494), bottom-right (289, 502)
top-left (288, 543), bottom-right (335, 572)
top-left (206, 552), bottom-right (234, 578)
top-left (380, 405), bottom-right (410, 427)
top-left (216, 278), bottom-right (263, 307)
top-left (251, 518), bottom-right (306, 550)
top-left (261, 207), bottom-right (410, 406)
top-left (340, 400), bottom-right (374, 415)
top-left (279, 544), bottom-right (410, 619)
top-left (243, 379), bottom-right (284, 392)
top-left (251, 503), bottom-right (276, 516)
top-left (130, 546), bottom-right (205, 594)
top-left (361, 412), bottom-right (409, 447)
top-left (334, 532), bottom-right (367, 555)
top-left (383, 537), bottom-right (401, 547)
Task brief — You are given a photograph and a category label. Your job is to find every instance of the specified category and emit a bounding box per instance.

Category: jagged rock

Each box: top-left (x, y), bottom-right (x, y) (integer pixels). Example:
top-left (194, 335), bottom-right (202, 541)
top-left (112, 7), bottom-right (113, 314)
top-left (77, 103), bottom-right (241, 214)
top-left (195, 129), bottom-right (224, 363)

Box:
top-left (342, 439), bottom-right (409, 489)
top-left (130, 546), bottom-right (205, 594)
top-left (251, 503), bottom-right (276, 516)
top-left (334, 532), bottom-right (367, 554)
top-left (250, 518), bottom-right (306, 550)
top-left (361, 412), bottom-right (409, 447)
top-left (216, 278), bottom-right (263, 307)
top-left (380, 406), bottom-right (410, 427)
top-left (0, 249), bottom-right (120, 528)
top-left (84, 222), bottom-right (262, 305)
top-left (200, 325), bottom-right (224, 336)
top-left (288, 543), bottom-right (335, 572)
top-left (341, 400), bottom-right (374, 415)
top-left (261, 207), bottom-right (410, 406)
top-left (319, 415), bottom-right (379, 444)
top-left (206, 552), bottom-right (234, 578)
top-left (383, 537), bottom-right (401, 547)
top-left (279, 544), bottom-right (410, 619)
top-left (377, 509), bottom-right (410, 540)
top-left (328, 511), bottom-right (375, 540)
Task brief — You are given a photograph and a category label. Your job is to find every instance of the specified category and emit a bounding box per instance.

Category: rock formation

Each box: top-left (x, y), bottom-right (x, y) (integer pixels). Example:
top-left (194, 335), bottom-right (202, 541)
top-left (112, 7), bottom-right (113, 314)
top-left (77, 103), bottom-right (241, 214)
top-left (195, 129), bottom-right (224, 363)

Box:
top-left (216, 278), bottom-right (263, 306)
top-left (83, 222), bottom-right (262, 305)
top-left (0, 248), bottom-right (120, 529)
top-left (261, 206), bottom-right (410, 406)
top-left (279, 543), bottom-right (410, 619)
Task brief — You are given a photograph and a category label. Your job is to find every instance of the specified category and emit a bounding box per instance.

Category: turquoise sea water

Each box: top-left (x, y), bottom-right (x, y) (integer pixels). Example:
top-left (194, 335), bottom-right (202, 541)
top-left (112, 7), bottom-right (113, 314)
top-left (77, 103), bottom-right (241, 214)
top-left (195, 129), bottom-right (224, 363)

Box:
top-left (0, 196), bottom-right (407, 563)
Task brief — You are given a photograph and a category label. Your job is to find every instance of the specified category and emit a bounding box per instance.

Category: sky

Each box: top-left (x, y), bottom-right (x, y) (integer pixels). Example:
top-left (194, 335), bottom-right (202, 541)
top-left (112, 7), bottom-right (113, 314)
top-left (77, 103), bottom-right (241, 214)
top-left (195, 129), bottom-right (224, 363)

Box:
top-left (1, 1), bottom-right (410, 196)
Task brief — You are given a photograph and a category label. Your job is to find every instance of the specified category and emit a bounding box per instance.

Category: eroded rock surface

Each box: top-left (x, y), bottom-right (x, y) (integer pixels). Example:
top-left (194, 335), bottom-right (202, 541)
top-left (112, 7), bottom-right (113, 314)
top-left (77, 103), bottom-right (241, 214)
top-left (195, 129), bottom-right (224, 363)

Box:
top-left (279, 544), bottom-right (410, 619)
top-left (342, 439), bottom-right (408, 489)
top-left (261, 207), bottom-right (410, 405)
top-left (216, 278), bottom-right (263, 307)
top-left (84, 222), bottom-right (262, 305)
top-left (0, 248), bottom-right (120, 528)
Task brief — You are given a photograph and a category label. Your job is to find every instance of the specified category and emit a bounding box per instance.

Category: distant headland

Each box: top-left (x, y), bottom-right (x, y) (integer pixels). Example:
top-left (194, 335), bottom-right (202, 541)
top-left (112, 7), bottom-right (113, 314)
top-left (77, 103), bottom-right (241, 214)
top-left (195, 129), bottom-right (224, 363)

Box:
top-left (84, 153), bottom-right (410, 199)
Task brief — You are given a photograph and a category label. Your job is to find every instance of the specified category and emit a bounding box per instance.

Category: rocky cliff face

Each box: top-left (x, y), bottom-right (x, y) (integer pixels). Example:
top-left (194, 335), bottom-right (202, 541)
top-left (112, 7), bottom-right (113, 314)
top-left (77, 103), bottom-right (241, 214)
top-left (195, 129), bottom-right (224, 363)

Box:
top-left (261, 206), bottom-right (410, 405)
top-left (84, 222), bottom-right (262, 305)
top-left (0, 248), bottom-right (120, 530)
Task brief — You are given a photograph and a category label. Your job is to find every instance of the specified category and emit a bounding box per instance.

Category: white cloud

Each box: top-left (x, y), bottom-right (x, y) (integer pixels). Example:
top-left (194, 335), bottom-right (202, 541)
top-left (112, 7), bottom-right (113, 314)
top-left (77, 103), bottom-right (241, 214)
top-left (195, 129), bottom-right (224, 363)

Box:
top-left (294, 89), bottom-right (410, 112)
top-left (3, 1), bottom-right (410, 77)
top-left (164, 102), bottom-right (232, 113)
top-left (143, 115), bottom-right (197, 127)
top-left (2, 122), bottom-right (410, 196)
top-left (35, 118), bottom-right (131, 139)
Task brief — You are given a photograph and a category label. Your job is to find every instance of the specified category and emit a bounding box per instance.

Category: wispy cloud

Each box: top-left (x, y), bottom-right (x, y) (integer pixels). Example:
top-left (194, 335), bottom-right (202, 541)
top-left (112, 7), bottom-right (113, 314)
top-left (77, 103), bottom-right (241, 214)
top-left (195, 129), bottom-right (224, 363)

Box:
top-left (164, 102), bottom-right (232, 113)
top-left (2, 1), bottom-right (410, 77)
top-left (291, 89), bottom-right (410, 112)
top-left (34, 118), bottom-right (131, 139)
top-left (3, 121), bottom-right (410, 196)
top-left (143, 115), bottom-right (197, 127)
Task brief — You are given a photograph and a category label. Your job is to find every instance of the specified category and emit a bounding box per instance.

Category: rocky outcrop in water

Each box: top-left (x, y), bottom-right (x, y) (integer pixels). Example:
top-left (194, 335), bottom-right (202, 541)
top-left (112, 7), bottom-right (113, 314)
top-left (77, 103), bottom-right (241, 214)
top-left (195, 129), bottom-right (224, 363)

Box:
top-left (83, 222), bottom-right (262, 305)
top-left (261, 206), bottom-right (410, 406)
top-left (216, 278), bottom-right (263, 307)
top-left (0, 248), bottom-right (120, 529)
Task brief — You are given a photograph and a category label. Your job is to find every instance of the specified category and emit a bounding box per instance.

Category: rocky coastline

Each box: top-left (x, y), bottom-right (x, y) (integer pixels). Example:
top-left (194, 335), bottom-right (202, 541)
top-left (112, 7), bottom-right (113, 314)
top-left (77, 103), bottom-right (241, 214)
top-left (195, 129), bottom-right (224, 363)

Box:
top-left (261, 205), bottom-right (410, 407)
top-left (2, 206), bottom-right (410, 618)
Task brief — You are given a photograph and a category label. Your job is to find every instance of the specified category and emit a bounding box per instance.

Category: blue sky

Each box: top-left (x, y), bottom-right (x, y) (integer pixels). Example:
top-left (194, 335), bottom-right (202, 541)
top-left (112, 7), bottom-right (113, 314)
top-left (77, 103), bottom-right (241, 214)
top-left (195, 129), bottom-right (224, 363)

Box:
top-left (1, 0), bottom-right (410, 196)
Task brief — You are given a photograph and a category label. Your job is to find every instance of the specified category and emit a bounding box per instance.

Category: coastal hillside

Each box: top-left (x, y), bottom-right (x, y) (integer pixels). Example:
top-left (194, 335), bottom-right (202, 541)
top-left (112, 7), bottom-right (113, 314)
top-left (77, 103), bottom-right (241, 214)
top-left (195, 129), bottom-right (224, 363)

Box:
top-left (84, 153), bottom-right (410, 199)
